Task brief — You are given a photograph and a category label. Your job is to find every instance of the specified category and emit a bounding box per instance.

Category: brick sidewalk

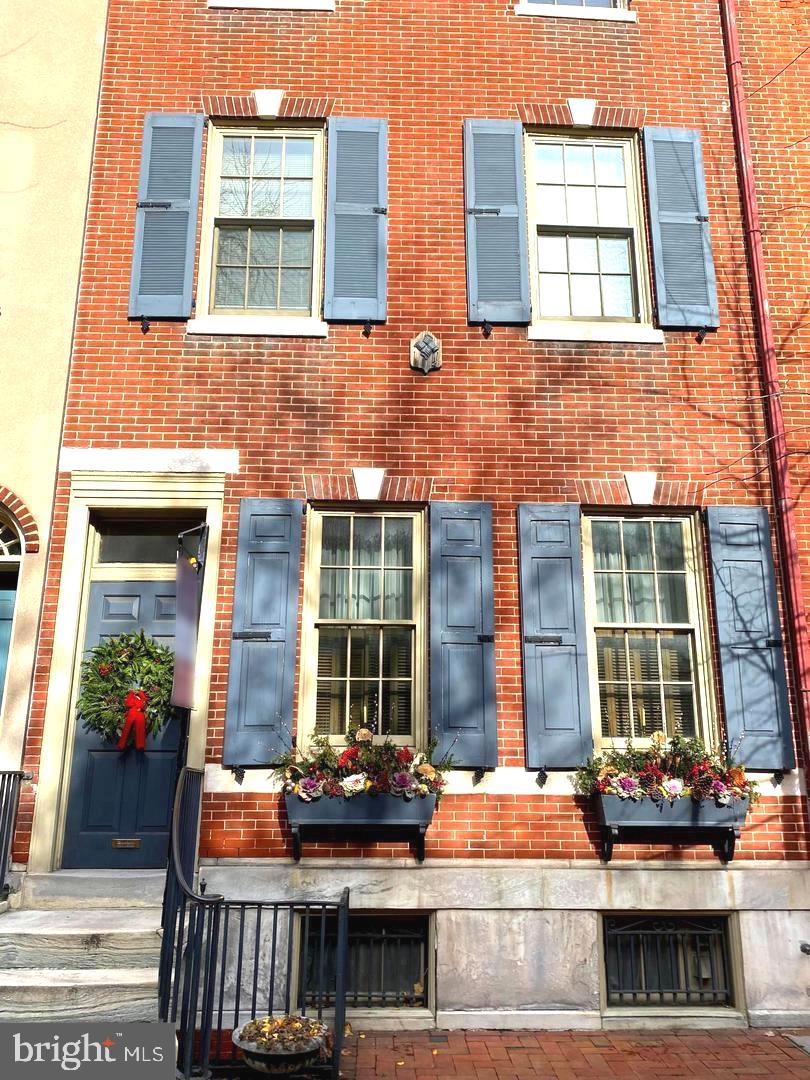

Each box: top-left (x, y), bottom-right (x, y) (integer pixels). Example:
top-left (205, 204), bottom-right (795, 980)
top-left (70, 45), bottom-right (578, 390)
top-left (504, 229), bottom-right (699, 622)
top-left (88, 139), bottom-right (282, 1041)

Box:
top-left (339, 1029), bottom-right (810, 1079)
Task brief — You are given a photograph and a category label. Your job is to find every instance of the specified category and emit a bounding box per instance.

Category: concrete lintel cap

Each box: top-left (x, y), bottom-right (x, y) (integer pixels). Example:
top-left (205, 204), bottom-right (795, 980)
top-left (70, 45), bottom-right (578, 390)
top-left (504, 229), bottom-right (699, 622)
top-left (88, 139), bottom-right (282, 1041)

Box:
top-left (624, 471), bottom-right (658, 505)
top-left (352, 468), bottom-right (386, 501)
top-left (252, 89), bottom-right (285, 118)
top-left (567, 98), bottom-right (597, 127)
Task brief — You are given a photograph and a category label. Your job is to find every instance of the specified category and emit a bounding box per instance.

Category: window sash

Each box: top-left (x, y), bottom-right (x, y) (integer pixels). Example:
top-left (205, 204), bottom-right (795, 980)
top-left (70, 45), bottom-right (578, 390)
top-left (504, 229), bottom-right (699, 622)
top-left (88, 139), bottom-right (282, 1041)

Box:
top-left (536, 225), bottom-right (639, 322)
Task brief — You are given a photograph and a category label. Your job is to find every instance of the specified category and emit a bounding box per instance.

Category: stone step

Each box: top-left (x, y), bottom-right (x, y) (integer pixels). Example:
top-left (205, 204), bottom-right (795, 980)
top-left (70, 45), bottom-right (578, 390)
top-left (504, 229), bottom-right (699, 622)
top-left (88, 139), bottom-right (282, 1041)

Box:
top-left (0, 967), bottom-right (160, 1023)
top-left (0, 908), bottom-right (163, 969)
top-left (21, 870), bottom-right (167, 910)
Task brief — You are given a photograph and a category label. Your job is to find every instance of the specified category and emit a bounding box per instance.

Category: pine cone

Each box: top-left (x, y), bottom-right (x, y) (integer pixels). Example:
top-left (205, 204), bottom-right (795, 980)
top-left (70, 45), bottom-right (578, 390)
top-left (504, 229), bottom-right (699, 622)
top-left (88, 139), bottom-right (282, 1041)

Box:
top-left (693, 773), bottom-right (714, 800)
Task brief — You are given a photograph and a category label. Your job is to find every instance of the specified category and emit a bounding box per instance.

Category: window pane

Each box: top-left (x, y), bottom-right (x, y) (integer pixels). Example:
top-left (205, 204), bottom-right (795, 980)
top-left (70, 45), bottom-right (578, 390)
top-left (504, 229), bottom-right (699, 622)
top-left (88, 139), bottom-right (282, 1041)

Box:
top-left (654, 521), bottom-right (686, 571)
top-left (247, 268), bottom-right (278, 308)
top-left (320, 568), bottom-right (349, 619)
top-left (384, 570), bottom-right (413, 620)
top-left (599, 236), bottom-right (630, 274)
top-left (352, 568), bottom-right (381, 619)
top-left (597, 633), bottom-right (627, 682)
top-left (279, 269), bottom-right (311, 309)
top-left (537, 186), bottom-right (567, 224)
top-left (564, 143), bottom-right (595, 185)
top-left (665, 684), bottom-right (696, 737)
top-left (570, 274), bottom-right (602, 317)
top-left (285, 139), bottom-right (314, 178)
top-left (322, 517), bottom-right (350, 565)
top-left (535, 143), bottom-right (564, 184)
top-left (627, 632), bottom-right (660, 682)
top-left (627, 574), bottom-right (656, 622)
top-left (596, 186), bottom-right (628, 225)
top-left (659, 574), bottom-right (689, 623)
top-left (602, 276), bottom-right (634, 319)
top-left (568, 235), bottom-right (599, 274)
top-left (251, 178), bottom-right (282, 217)
top-left (632, 684), bottom-right (664, 737)
top-left (382, 682), bottom-right (412, 737)
top-left (659, 633), bottom-right (693, 682)
top-left (316, 681), bottom-right (346, 735)
top-left (253, 138), bottom-right (283, 178)
top-left (217, 228), bottom-right (249, 265)
top-left (594, 145), bottom-right (626, 186)
top-left (350, 628), bottom-right (380, 679)
top-left (384, 519), bottom-right (413, 567)
top-left (214, 267), bottom-right (246, 308)
top-left (219, 178), bottom-right (249, 216)
top-left (538, 274), bottom-right (571, 317)
top-left (596, 573), bottom-right (624, 622)
top-left (281, 229), bottom-right (313, 266)
top-left (353, 518), bottom-right (382, 566)
top-left (222, 137), bottom-right (251, 177)
top-left (97, 520), bottom-right (200, 564)
top-left (592, 520), bottom-right (622, 570)
top-left (318, 628), bottom-right (348, 678)
top-left (600, 683), bottom-right (631, 739)
top-left (283, 179), bottom-right (313, 217)
top-left (383, 628), bottom-right (412, 679)
top-left (623, 521), bottom-right (653, 569)
top-left (349, 681), bottom-right (379, 731)
top-left (538, 234), bottom-right (568, 272)
top-left (567, 186), bottom-right (598, 225)
top-left (250, 228), bottom-right (280, 265)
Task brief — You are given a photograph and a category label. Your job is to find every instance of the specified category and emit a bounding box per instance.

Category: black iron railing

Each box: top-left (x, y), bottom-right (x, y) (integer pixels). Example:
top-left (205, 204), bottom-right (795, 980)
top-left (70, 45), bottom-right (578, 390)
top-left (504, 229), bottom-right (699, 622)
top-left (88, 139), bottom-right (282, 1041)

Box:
top-left (605, 915), bottom-right (732, 1006)
top-left (160, 767), bottom-right (349, 1078)
top-left (0, 771), bottom-right (30, 900)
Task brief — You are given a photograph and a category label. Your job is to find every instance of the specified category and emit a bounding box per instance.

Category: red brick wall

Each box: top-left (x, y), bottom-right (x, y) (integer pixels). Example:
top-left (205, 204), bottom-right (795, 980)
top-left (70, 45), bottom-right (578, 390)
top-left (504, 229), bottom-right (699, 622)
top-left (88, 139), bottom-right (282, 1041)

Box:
top-left (15, 0), bottom-right (810, 864)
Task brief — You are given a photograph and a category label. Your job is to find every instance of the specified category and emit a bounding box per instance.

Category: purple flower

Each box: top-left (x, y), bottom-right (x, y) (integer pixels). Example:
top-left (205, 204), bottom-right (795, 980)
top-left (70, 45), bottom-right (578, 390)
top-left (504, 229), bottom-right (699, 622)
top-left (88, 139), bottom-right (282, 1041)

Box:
top-left (297, 776), bottom-right (323, 802)
top-left (711, 779), bottom-right (727, 794)
top-left (618, 776), bottom-right (638, 792)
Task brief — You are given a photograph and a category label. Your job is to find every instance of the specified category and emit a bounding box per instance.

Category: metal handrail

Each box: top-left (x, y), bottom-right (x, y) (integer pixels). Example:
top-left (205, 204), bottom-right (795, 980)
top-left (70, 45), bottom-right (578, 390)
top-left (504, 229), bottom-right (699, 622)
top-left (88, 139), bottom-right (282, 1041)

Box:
top-left (0, 771), bottom-right (31, 900)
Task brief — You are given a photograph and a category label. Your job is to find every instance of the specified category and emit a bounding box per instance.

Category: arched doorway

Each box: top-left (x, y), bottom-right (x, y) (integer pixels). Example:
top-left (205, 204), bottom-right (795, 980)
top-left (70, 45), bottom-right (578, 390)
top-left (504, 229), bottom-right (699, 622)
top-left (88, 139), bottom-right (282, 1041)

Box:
top-left (0, 513), bottom-right (22, 713)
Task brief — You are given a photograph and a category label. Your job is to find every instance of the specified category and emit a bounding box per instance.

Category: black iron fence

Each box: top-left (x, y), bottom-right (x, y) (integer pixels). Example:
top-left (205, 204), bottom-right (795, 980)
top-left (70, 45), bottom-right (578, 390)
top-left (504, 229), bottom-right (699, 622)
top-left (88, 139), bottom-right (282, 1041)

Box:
top-left (0, 771), bottom-right (30, 899)
top-left (604, 915), bottom-right (732, 1006)
top-left (160, 767), bottom-right (349, 1078)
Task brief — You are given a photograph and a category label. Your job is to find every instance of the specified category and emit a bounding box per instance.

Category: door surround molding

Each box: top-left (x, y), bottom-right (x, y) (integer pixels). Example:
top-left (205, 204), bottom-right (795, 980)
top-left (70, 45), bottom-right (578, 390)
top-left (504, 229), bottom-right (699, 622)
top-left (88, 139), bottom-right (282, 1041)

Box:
top-left (28, 471), bottom-right (225, 873)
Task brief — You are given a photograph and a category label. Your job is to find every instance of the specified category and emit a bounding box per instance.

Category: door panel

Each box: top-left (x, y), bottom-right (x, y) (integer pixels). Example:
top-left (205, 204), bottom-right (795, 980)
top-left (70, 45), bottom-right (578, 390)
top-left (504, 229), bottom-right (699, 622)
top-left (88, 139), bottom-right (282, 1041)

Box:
top-left (62, 580), bottom-right (178, 868)
top-left (0, 586), bottom-right (17, 712)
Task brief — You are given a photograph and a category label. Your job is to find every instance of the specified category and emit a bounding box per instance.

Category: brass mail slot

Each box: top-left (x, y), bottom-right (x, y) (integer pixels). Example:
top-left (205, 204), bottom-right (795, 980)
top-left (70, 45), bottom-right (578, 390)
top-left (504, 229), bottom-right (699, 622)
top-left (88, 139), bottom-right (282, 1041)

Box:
top-left (112, 838), bottom-right (142, 849)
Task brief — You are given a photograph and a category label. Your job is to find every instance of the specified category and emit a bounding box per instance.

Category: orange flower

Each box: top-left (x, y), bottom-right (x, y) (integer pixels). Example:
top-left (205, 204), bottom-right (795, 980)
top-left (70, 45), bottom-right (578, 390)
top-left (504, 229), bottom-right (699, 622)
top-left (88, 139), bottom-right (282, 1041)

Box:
top-left (728, 766), bottom-right (746, 787)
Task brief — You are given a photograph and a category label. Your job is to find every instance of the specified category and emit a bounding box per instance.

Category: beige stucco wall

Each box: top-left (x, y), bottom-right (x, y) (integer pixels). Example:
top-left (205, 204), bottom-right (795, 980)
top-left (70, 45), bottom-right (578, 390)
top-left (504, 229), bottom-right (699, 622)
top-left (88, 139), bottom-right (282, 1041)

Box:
top-left (0, 1), bottom-right (107, 768)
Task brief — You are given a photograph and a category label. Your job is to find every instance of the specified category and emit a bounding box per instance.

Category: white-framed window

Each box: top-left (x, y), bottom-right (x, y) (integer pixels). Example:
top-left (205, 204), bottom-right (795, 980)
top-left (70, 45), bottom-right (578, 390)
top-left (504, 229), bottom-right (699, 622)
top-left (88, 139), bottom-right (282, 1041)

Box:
top-left (192, 123), bottom-right (326, 335)
top-left (525, 132), bottom-right (660, 343)
top-left (582, 515), bottom-right (715, 747)
top-left (300, 509), bottom-right (427, 747)
top-left (515, 0), bottom-right (636, 22)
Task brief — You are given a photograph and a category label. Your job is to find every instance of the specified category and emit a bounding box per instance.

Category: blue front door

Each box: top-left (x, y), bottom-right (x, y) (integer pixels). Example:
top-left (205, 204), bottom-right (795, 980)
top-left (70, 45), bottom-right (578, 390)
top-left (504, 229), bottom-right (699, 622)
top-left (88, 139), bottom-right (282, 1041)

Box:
top-left (0, 583), bottom-right (17, 712)
top-left (62, 581), bottom-right (179, 868)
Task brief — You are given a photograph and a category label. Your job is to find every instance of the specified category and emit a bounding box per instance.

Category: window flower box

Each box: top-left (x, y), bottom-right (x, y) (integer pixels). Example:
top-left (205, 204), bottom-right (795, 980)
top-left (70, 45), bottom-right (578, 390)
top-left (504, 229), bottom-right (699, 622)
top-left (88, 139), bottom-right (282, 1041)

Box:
top-left (284, 791), bottom-right (437, 862)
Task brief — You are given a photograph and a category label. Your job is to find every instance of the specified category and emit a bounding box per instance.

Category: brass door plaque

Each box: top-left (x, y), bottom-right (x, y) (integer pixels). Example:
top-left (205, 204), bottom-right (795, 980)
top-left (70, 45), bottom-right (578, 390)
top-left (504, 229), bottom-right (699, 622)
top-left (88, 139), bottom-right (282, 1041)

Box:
top-left (112, 838), bottom-right (142, 849)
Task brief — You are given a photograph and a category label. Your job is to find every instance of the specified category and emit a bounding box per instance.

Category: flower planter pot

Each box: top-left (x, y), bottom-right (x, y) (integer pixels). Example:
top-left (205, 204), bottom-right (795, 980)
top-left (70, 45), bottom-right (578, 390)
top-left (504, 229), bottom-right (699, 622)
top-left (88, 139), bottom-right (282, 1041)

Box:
top-left (285, 792), bottom-right (437, 862)
top-left (597, 793), bottom-right (749, 864)
top-left (232, 1025), bottom-right (325, 1076)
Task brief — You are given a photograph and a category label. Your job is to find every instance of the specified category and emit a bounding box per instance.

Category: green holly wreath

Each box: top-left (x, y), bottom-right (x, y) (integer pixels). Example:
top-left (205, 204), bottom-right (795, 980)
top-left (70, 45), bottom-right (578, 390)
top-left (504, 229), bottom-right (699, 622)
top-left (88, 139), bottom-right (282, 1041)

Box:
top-left (76, 631), bottom-right (175, 745)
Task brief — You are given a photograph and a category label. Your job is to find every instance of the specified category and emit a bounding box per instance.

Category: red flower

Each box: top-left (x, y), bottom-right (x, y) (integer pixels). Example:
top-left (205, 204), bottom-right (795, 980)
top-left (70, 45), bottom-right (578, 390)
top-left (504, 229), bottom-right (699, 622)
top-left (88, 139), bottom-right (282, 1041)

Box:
top-left (396, 747), bottom-right (414, 765)
top-left (337, 746), bottom-right (360, 769)
top-left (97, 663), bottom-right (113, 677)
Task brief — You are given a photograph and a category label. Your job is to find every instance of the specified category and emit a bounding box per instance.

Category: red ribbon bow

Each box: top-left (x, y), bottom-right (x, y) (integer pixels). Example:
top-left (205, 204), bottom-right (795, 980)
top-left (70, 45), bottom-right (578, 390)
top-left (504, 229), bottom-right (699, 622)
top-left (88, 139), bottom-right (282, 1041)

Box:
top-left (117, 690), bottom-right (149, 751)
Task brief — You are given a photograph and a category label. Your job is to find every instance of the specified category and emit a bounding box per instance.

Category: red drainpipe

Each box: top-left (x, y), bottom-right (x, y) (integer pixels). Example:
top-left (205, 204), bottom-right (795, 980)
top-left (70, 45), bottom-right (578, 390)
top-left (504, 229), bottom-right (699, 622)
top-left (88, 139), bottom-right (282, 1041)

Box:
top-left (717, 0), bottom-right (810, 766)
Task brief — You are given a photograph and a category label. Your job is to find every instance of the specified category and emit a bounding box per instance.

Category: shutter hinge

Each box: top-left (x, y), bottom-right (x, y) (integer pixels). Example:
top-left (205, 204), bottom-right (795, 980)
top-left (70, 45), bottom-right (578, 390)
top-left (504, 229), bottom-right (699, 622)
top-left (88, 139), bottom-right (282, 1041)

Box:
top-left (766, 638), bottom-right (783, 648)
top-left (137, 200), bottom-right (172, 209)
top-left (373, 206), bottom-right (388, 215)
top-left (524, 634), bottom-right (563, 645)
top-left (477, 634), bottom-right (495, 643)
top-left (468, 207), bottom-right (501, 215)
top-left (695, 214), bottom-right (709, 222)
top-left (233, 630), bottom-right (275, 641)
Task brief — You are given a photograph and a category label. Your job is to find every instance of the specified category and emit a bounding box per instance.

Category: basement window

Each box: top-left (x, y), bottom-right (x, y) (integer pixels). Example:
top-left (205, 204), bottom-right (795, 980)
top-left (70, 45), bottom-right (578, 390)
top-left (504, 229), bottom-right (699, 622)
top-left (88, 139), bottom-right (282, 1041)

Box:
top-left (604, 915), bottom-right (733, 1006)
top-left (300, 913), bottom-right (430, 1009)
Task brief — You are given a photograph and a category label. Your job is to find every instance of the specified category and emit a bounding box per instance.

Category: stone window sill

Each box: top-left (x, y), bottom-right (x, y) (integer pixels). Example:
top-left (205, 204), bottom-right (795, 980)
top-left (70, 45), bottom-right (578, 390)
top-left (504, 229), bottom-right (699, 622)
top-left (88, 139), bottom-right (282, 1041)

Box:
top-left (186, 315), bottom-right (329, 337)
top-left (528, 321), bottom-right (664, 344)
top-left (208, 1), bottom-right (334, 10)
top-left (514, 4), bottom-right (637, 22)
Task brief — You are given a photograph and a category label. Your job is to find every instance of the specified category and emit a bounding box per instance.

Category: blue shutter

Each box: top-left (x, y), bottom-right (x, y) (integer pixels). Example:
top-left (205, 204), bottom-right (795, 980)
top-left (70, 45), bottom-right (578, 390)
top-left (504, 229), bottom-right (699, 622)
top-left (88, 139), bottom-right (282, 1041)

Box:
top-left (643, 127), bottom-right (720, 329)
top-left (324, 117), bottom-right (388, 322)
top-left (430, 502), bottom-right (497, 768)
top-left (223, 499), bottom-right (303, 767)
top-left (128, 112), bottom-right (204, 319)
top-left (706, 506), bottom-right (794, 770)
top-left (518, 504), bottom-right (592, 769)
top-left (463, 119), bottom-right (530, 324)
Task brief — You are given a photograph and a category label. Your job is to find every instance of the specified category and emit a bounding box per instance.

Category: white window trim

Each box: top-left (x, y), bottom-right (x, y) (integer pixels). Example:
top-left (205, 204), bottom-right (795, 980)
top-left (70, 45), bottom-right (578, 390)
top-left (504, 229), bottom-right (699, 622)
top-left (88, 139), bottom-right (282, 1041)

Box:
top-left (515, 3), bottom-right (637, 21)
top-left (195, 122), bottom-right (326, 333)
top-left (208, 1), bottom-right (334, 10)
top-left (581, 513), bottom-right (717, 752)
top-left (298, 507), bottom-right (428, 751)
top-left (525, 130), bottom-right (656, 342)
